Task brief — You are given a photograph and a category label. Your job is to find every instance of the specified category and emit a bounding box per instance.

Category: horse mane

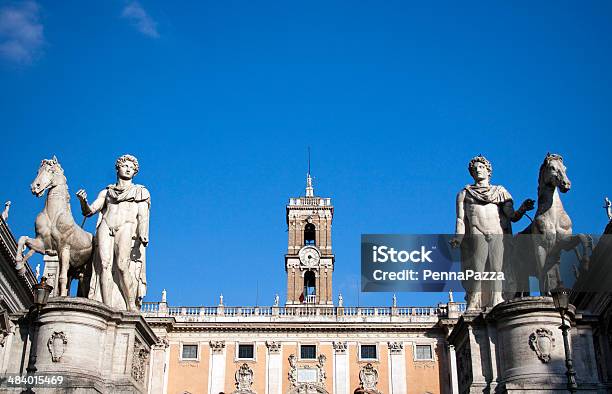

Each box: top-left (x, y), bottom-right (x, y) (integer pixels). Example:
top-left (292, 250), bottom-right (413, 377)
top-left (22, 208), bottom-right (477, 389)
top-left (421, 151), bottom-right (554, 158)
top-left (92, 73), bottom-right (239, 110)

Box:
top-left (537, 153), bottom-right (563, 196)
top-left (41, 158), bottom-right (65, 174)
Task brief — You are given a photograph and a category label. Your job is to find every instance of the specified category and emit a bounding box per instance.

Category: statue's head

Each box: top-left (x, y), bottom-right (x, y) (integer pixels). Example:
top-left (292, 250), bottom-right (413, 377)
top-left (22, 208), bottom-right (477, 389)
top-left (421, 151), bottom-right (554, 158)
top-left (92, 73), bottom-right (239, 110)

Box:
top-left (468, 155), bottom-right (492, 182)
top-left (115, 154), bottom-right (139, 180)
top-left (31, 156), bottom-right (64, 197)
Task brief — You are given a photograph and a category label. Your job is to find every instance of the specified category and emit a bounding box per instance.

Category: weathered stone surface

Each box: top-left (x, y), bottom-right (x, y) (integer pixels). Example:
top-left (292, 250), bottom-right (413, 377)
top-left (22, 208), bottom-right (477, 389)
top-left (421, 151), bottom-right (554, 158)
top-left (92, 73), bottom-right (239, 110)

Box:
top-left (6, 297), bottom-right (157, 393)
top-left (449, 296), bottom-right (603, 393)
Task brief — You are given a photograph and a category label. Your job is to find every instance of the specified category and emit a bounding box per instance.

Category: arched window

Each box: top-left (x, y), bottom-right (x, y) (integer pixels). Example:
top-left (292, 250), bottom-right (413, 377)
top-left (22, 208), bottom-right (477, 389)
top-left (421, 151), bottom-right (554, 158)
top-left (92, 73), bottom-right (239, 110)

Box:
top-left (304, 270), bottom-right (316, 303)
top-left (304, 223), bottom-right (316, 245)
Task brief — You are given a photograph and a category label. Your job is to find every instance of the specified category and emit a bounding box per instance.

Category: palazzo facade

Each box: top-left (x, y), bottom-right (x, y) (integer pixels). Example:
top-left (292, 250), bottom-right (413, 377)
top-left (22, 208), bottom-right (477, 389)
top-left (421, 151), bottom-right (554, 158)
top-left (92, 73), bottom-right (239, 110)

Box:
top-left (140, 174), bottom-right (466, 394)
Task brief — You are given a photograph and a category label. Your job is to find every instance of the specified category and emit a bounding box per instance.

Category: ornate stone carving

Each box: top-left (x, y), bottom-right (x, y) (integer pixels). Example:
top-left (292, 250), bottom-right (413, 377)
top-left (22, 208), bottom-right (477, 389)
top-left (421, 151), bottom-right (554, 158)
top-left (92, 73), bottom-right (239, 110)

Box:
top-left (387, 341), bottom-right (403, 354)
top-left (288, 354), bottom-right (298, 386)
top-left (289, 384), bottom-right (328, 394)
top-left (333, 341), bottom-right (347, 353)
top-left (359, 363), bottom-right (381, 393)
top-left (317, 354), bottom-right (326, 383)
top-left (210, 340), bottom-right (225, 354)
top-left (529, 328), bottom-right (555, 363)
top-left (456, 342), bottom-right (473, 391)
top-left (287, 353), bottom-right (326, 388)
top-left (266, 341), bottom-right (281, 354)
top-left (0, 310), bottom-right (11, 348)
top-left (233, 363), bottom-right (255, 393)
top-left (47, 331), bottom-right (67, 362)
top-left (131, 341), bottom-right (149, 384)
top-left (153, 336), bottom-right (169, 350)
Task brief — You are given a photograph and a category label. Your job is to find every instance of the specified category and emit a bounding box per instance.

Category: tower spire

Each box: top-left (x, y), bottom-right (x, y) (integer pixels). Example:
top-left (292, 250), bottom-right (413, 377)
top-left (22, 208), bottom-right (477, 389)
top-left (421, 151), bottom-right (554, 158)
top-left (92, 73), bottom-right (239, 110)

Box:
top-left (306, 147), bottom-right (314, 197)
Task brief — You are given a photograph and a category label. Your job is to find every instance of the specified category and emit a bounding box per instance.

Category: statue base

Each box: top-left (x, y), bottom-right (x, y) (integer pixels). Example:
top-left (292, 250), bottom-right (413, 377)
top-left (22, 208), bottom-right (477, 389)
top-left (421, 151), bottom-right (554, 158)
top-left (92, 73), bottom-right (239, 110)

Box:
top-left (8, 297), bottom-right (157, 393)
top-left (448, 296), bottom-right (602, 393)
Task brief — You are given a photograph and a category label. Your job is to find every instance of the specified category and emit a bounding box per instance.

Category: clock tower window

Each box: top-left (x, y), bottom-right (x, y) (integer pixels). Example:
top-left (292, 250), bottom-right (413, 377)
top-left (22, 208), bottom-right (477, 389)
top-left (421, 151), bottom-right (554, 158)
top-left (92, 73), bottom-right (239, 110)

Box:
top-left (303, 270), bottom-right (316, 303)
top-left (304, 223), bottom-right (316, 245)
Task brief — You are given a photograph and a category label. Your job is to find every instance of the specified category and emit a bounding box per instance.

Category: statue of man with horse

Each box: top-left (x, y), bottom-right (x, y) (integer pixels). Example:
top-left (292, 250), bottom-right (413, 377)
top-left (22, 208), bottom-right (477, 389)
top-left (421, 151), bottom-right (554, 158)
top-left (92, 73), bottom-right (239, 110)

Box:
top-left (15, 155), bottom-right (150, 312)
top-left (451, 155), bottom-right (535, 311)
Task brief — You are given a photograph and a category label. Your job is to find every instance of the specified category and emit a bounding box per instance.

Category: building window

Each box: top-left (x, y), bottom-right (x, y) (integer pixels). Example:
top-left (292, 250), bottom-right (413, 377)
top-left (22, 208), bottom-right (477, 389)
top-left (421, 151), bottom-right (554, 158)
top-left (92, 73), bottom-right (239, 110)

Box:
top-left (300, 345), bottom-right (316, 359)
top-left (415, 344), bottom-right (433, 360)
top-left (304, 223), bottom-right (316, 245)
top-left (237, 344), bottom-right (255, 360)
top-left (360, 344), bottom-right (377, 360)
top-left (181, 344), bottom-right (198, 360)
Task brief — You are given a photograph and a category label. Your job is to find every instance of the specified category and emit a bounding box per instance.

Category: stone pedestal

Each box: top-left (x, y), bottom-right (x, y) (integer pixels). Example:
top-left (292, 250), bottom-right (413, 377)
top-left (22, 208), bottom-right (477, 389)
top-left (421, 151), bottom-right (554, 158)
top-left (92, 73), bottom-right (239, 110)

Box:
top-left (42, 255), bottom-right (60, 297)
top-left (448, 296), bottom-right (602, 393)
top-left (18, 297), bottom-right (158, 393)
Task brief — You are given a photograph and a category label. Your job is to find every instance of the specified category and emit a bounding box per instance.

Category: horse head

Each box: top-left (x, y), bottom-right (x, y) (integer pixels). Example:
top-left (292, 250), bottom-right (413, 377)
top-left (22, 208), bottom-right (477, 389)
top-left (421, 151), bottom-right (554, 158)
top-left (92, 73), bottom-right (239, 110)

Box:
top-left (31, 156), bottom-right (65, 197)
top-left (538, 153), bottom-right (571, 194)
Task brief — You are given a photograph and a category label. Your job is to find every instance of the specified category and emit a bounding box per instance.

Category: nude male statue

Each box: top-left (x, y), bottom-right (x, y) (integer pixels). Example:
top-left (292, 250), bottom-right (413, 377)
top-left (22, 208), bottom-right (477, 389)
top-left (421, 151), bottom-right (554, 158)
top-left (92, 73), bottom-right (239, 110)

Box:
top-left (450, 155), bottom-right (534, 310)
top-left (76, 154), bottom-right (150, 311)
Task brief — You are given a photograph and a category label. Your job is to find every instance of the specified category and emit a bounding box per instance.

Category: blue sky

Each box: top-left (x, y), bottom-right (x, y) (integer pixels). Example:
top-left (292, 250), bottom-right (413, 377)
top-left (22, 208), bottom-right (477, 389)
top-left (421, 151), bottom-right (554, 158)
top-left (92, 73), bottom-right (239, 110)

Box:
top-left (1, 1), bottom-right (611, 307)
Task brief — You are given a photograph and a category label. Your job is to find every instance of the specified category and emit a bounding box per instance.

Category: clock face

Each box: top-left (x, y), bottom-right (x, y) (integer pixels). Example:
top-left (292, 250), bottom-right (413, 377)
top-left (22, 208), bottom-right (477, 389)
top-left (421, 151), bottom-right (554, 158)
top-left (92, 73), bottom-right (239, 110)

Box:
top-left (299, 246), bottom-right (321, 268)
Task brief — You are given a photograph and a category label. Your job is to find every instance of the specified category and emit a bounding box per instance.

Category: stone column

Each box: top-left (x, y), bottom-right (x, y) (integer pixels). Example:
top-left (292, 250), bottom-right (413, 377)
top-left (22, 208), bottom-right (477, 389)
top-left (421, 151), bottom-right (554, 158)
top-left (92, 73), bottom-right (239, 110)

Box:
top-left (42, 255), bottom-right (59, 297)
top-left (148, 338), bottom-right (169, 394)
top-left (266, 341), bottom-right (282, 394)
top-left (333, 341), bottom-right (348, 394)
top-left (448, 344), bottom-right (459, 394)
top-left (209, 341), bottom-right (226, 394)
top-left (388, 342), bottom-right (406, 394)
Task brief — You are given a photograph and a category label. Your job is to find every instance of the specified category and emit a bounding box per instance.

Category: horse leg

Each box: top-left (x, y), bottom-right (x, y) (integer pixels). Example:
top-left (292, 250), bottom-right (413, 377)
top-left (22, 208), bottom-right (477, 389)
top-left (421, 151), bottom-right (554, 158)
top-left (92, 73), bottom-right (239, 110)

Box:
top-left (15, 236), bottom-right (45, 274)
top-left (16, 236), bottom-right (28, 262)
top-left (534, 244), bottom-right (549, 295)
top-left (58, 246), bottom-right (71, 297)
top-left (543, 247), bottom-right (562, 290)
top-left (562, 234), bottom-right (592, 272)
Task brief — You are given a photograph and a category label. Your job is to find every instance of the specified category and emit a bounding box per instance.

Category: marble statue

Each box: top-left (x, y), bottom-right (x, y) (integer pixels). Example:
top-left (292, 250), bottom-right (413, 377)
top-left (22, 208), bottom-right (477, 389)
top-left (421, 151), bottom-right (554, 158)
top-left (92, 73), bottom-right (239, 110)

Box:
top-left (16, 157), bottom-right (94, 296)
top-left (338, 293), bottom-right (343, 307)
top-left (514, 153), bottom-right (591, 294)
top-left (392, 293), bottom-right (397, 308)
top-left (219, 293), bottom-right (224, 306)
top-left (273, 293), bottom-right (279, 307)
top-left (451, 155), bottom-right (534, 310)
top-left (76, 154), bottom-right (150, 311)
top-left (1, 201), bottom-right (10, 222)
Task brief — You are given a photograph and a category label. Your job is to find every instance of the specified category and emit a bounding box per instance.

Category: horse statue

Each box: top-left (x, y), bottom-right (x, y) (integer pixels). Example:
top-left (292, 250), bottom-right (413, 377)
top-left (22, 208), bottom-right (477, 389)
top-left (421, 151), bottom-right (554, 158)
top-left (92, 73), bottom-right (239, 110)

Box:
top-left (15, 156), bottom-right (94, 296)
top-left (510, 153), bottom-right (591, 295)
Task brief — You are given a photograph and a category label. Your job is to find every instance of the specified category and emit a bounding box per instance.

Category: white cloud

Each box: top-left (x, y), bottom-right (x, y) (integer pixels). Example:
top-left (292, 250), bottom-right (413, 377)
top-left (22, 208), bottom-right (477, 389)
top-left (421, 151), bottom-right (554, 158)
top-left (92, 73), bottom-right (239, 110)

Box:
top-left (121, 1), bottom-right (159, 38)
top-left (0, 1), bottom-right (44, 64)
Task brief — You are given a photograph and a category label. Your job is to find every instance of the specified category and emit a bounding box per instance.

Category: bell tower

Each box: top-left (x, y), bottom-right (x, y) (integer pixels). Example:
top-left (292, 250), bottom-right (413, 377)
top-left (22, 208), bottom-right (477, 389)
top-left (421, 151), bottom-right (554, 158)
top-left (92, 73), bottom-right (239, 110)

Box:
top-left (285, 173), bottom-right (334, 306)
